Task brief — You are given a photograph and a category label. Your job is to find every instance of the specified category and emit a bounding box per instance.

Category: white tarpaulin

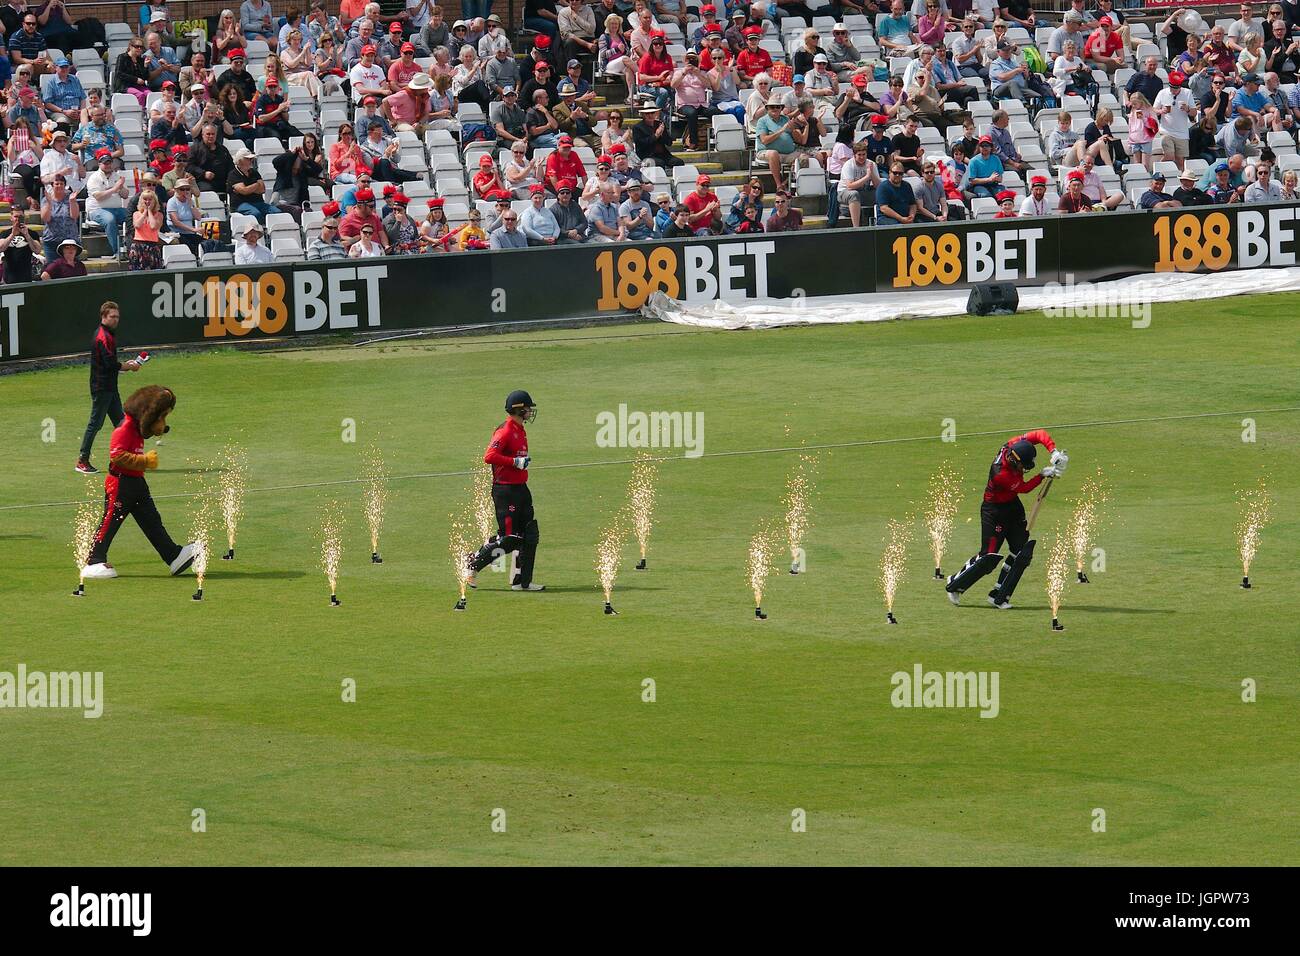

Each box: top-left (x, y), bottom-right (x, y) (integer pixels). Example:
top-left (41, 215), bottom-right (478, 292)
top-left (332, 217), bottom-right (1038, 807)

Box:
top-left (643, 267), bottom-right (1300, 330)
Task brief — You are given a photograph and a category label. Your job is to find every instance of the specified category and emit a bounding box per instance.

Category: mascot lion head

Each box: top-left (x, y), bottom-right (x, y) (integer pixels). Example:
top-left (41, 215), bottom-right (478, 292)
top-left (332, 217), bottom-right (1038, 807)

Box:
top-left (124, 385), bottom-right (177, 437)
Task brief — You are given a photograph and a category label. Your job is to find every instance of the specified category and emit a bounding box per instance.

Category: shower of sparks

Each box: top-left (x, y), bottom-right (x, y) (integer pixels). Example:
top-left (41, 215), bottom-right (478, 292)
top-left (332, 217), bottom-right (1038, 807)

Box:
top-left (1046, 524), bottom-right (1070, 618)
top-left (878, 518), bottom-right (913, 614)
top-left (782, 453), bottom-right (818, 569)
top-left (189, 489), bottom-right (216, 592)
top-left (923, 461), bottom-right (962, 573)
top-left (746, 524), bottom-right (776, 607)
top-left (362, 445), bottom-right (389, 555)
top-left (595, 508), bottom-right (627, 603)
top-left (449, 511), bottom-right (476, 600)
top-left (1068, 469), bottom-right (1109, 574)
top-left (71, 481), bottom-right (100, 583)
top-left (219, 444), bottom-right (248, 555)
top-left (627, 453), bottom-right (658, 561)
top-left (472, 464), bottom-right (495, 543)
top-left (1236, 478), bottom-right (1272, 578)
top-left (320, 503), bottom-right (344, 597)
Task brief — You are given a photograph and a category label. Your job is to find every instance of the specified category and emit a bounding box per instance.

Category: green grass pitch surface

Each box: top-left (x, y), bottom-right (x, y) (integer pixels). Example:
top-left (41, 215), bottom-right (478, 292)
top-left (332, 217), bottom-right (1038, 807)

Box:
top-left (0, 302), bottom-right (1295, 865)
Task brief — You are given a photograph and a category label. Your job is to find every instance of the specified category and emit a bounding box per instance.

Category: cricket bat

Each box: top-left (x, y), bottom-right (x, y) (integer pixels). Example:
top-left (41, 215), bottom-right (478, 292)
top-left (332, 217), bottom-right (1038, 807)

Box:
top-left (1026, 477), bottom-right (1053, 532)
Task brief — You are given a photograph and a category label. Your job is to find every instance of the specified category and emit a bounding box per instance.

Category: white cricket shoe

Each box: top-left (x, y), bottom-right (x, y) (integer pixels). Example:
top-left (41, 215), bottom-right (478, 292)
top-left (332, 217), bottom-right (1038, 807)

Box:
top-left (947, 590), bottom-right (960, 606)
top-left (511, 583), bottom-right (545, 591)
top-left (170, 542), bottom-right (197, 576)
top-left (988, 596), bottom-right (1012, 610)
top-left (82, 563), bottom-right (117, 579)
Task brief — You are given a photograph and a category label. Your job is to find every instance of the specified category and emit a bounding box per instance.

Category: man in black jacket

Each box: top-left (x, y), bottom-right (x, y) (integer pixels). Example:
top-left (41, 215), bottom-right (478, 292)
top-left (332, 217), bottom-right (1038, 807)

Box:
top-left (77, 301), bottom-right (141, 474)
top-left (186, 123), bottom-right (234, 193)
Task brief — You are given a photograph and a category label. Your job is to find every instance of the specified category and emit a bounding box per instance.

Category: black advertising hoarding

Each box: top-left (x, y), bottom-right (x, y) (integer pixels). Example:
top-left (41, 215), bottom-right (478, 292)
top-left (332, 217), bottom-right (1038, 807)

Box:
top-left (4, 203), bottom-right (1300, 366)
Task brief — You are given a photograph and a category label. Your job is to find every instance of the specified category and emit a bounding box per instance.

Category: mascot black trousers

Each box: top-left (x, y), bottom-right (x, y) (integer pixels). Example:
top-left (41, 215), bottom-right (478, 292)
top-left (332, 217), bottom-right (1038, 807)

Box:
top-left (87, 472), bottom-right (183, 567)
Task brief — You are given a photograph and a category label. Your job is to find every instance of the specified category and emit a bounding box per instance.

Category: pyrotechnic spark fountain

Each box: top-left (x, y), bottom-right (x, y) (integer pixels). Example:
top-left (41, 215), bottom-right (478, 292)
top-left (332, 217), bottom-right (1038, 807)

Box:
top-left (1046, 525), bottom-right (1070, 631)
top-left (218, 445), bottom-right (247, 560)
top-left (628, 453), bottom-right (657, 570)
top-left (747, 525), bottom-right (775, 620)
top-left (189, 488), bottom-right (215, 601)
top-left (472, 464), bottom-right (495, 542)
top-left (320, 504), bottom-right (344, 606)
top-left (1236, 478), bottom-right (1272, 589)
top-left (595, 508), bottom-right (626, 614)
top-left (449, 513), bottom-right (475, 610)
top-left (782, 453), bottom-right (818, 574)
top-left (879, 518), bottom-right (912, 624)
top-left (362, 446), bottom-right (388, 563)
top-left (924, 462), bottom-right (961, 580)
top-left (1068, 469), bottom-right (1108, 584)
top-left (71, 483), bottom-right (99, 597)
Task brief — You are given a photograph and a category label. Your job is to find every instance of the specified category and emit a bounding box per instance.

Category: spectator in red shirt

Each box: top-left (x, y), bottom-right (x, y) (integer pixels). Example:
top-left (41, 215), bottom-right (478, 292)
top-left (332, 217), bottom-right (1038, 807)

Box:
top-left (1057, 169), bottom-right (1093, 212)
top-left (1084, 16), bottom-right (1125, 75)
top-left (682, 173), bottom-right (724, 234)
top-left (338, 187), bottom-right (390, 249)
top-left (736, 26), bottom-right (773, 84)
top-left (544, 135), bottom-right (587, 193)
top-left (637, 31), bottom-right (676, 112)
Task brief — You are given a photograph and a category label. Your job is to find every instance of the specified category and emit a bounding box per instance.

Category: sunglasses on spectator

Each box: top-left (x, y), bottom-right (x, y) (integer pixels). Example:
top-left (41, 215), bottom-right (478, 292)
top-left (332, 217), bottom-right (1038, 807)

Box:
top-left (361, 229), bottom-right (374, 235)
top-left (503, 215), bottom-right (518, 222)
top-left (323, 221), bottom-right (338, 229)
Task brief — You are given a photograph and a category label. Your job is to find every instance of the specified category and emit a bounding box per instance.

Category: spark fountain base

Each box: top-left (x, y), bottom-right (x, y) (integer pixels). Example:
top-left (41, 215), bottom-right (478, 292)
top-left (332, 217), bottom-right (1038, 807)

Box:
top-left (604, 601), bottom-right (618, 615)
top-left (454, 596), bottom-right (467, 611)
top-left (1241, 576), bottom-right (1252, 589)
top-left (371, 552), bottom-right (383, 564)
top-left (933, 567), bottom-right (943, 580)
top-left (755, 606), bottom-right (767, 620)
top-left (192, 588), bottom-right (203, 602)
top-left (635, 559), bottom-right (646, 570)
top-left (789, 562), bottom-right (800, 575)
top-left (1077, 571), bottom-right (1090, 584)
top-left (1051, 617), bottom-right (1065, 631)
top-left (886, 611), bottom-right (898, 625)
top-left (72, 583), bottom-right (84, 597)
top-left (222, 548), bottom-right (234, 561)
top-left (330, 594), bottom-right (341, 607)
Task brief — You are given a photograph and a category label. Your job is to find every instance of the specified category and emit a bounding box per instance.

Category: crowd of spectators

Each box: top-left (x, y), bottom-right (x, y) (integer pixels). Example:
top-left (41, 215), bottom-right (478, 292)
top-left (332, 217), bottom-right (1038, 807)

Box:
top-left (6, 1), bottom-right (1300, 282)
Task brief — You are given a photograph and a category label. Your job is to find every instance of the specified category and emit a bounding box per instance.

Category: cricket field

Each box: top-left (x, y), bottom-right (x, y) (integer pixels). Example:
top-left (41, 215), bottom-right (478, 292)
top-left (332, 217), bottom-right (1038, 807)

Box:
top-left (0, 301), bottom-right (1295, 866)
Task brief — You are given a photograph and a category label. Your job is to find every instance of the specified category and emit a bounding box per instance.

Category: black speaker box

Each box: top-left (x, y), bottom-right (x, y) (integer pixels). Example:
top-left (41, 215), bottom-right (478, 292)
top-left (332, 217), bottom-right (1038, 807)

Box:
top-left (967, 283), bottom-right (1020, 316)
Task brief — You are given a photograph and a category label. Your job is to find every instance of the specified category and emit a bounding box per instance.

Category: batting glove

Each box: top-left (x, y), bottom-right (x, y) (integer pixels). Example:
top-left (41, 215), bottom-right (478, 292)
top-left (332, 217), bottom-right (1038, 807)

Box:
top-left (1049, 449), bottom-right (1069, 474)
top-left (513, 455), bottom-right (531, 470)
top-left (1041, 466), bottom-right (1058, 479)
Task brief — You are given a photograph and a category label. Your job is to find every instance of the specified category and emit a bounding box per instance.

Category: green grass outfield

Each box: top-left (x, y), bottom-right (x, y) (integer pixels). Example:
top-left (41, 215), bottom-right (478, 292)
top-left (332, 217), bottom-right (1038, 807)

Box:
top-left (0, 301), bottom-right (1296, 866)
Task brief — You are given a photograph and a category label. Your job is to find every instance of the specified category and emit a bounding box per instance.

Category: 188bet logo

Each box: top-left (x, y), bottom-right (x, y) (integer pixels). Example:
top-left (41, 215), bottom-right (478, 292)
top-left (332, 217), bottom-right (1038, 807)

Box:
top-left (595, 247), bottom-right (680, 310)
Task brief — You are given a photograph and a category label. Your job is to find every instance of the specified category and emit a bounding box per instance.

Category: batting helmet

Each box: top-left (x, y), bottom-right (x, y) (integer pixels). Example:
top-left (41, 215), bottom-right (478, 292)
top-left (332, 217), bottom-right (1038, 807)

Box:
top-left (1006, 439), bottom-right (1036, 470)
top-left (505, 390), bottom-right (537, 421)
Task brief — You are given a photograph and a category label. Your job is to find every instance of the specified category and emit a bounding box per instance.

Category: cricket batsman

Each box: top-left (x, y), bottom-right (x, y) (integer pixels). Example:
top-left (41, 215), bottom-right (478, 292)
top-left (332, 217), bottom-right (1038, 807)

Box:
top-left (945, 429), bottom-right (1068, 609)
top-left (466, 390), bottom-right (544, 591)
top-left (81, 385), bottom-right (197, 580)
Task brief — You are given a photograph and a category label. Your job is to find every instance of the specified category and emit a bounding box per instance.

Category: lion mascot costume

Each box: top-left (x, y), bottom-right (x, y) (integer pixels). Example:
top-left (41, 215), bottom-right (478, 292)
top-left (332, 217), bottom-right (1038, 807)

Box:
top-left (82, 385), bottom-right (197, 579)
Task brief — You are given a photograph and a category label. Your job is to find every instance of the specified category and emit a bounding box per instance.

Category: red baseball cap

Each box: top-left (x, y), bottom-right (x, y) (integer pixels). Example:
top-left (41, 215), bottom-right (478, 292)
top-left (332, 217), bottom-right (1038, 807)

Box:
top-left (535, 33), bottom-right (551, 48)
top-left (557, 134), bottom-right (573, 145)
top-left (1098, 15), bottom-right (1113, 26)
top-left (265, 77), bottom-right (279, 88)
top-left (389, 22), bottom-right (402, 33)
top-left (228, 48), bottom-right (245, 60)
top-left (743, 25), bottom-right (762, 37)
top-left (361, 44), bottom-right (376, 55)
top-left (852, 74), bottom-right (868, 88)
top-left (161, 80), bottom-right (177, 89)
top-left (696, 174), bottom-right (711, 186)
top-left (702, 3), bottom-right (717, 12)
top-left (870, 114), bottom-right (888, 126)
top-left (479, 154), bottom-right (494, 166)
top-left (705, 23), bottom-right (723, 35)
top-left (94, 147), bottom-right (113, 160)
top-left (978, 134), bottom-right (993, 144)
top-left (401, 42), bottom-right (415, 53)
top-left (363, 95), bottom-right (378, 105)
top-left (354, 187), bottom-right (376, 202)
